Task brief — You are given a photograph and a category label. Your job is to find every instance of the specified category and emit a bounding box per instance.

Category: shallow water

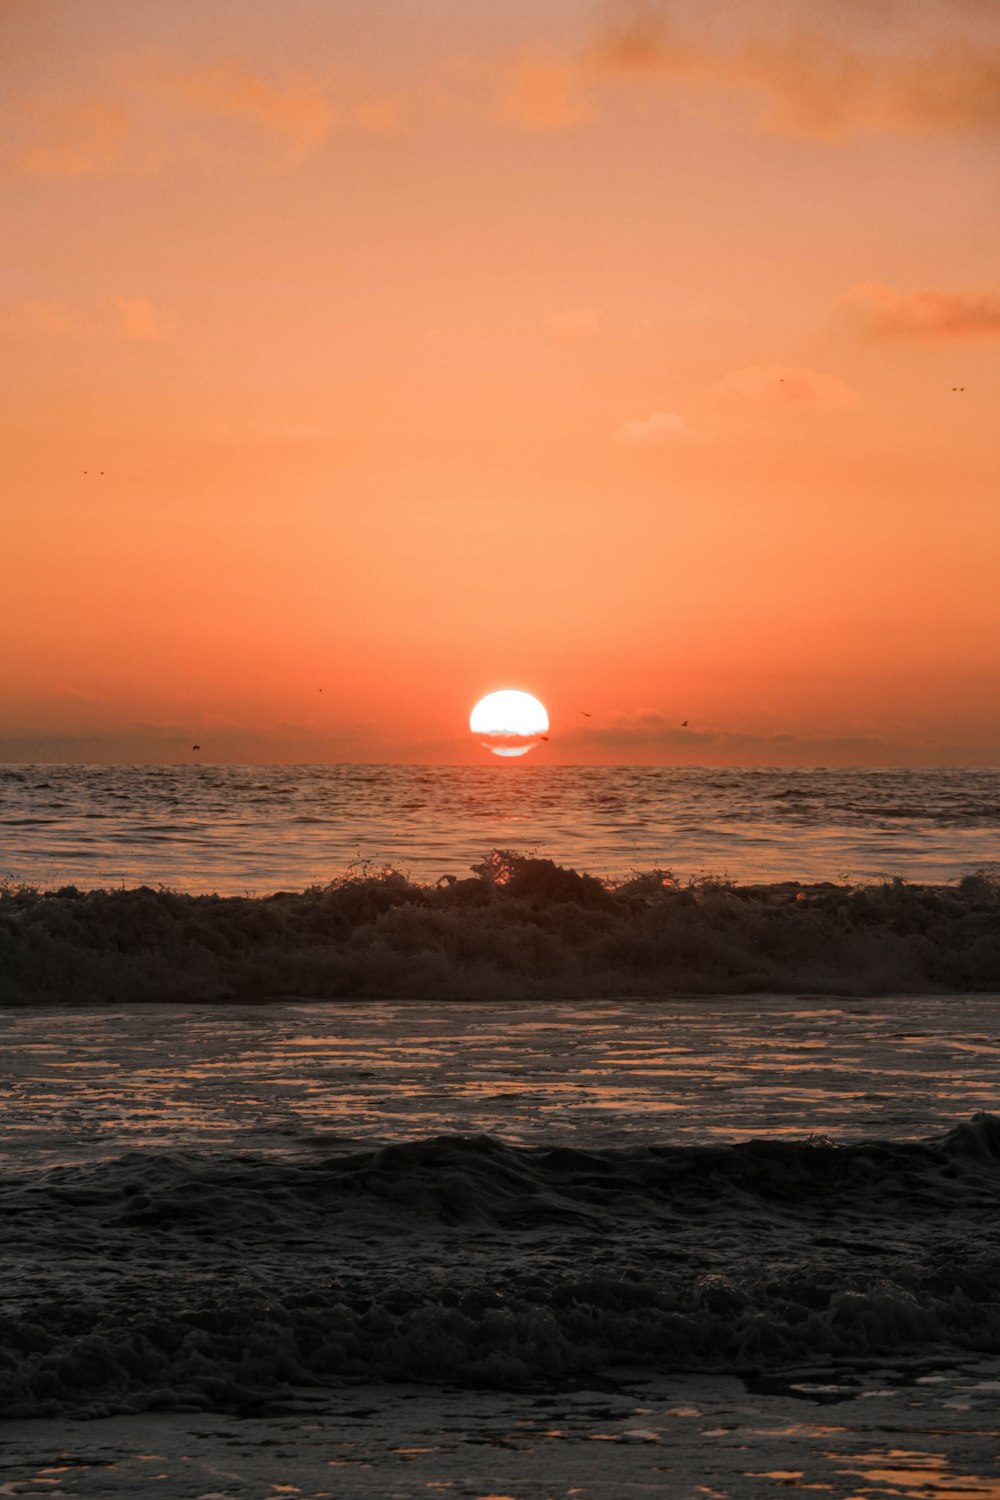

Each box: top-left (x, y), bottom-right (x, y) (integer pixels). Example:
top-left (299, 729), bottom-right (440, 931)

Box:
top-left (5, 1365), bottom-right (1000, 1497)
top-left (5, 997), bottom-right (1000, 1495)
top-left (4, 763), bottom-right (1000, 892)
top-left (3, 995), bottom-right (1000, 1165)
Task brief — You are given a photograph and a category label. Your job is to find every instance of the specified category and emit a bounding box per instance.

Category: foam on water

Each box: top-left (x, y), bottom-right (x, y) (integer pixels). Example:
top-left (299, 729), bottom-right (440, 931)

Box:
top-left (3, 1119), bottom-right (1000, 1416)
top-left (4, 853), bottom-right (1000, 1003)
top-left (3, 765), bottom-right (1000, 1448)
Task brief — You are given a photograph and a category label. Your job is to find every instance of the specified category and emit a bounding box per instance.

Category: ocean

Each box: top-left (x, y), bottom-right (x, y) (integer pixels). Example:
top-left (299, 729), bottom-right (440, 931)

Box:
top-left (4, 762), bottom-right (1000, 893)
top-left (2, 763), bottom-right (1000, 1495)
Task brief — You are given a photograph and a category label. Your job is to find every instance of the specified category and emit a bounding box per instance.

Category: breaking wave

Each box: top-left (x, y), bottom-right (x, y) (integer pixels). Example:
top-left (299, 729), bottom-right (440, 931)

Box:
top-left (3, 853), bottom-right (1000, 1003)
top-left (4, 1116), bottom-right (1000, 1417)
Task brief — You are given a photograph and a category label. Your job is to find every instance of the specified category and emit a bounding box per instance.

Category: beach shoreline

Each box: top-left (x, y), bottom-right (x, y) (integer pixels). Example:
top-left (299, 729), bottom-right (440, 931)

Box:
top-left (6, 1362), bottom-right (1000, 1498)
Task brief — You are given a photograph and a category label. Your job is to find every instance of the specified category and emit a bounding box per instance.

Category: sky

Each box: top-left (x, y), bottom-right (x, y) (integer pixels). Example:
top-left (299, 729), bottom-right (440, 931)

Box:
top-left (3, 0), bottom-right (999, 766)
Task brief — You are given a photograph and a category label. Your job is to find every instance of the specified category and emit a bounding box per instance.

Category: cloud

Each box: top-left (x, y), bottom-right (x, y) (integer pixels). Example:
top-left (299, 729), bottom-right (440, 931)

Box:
top-left (590, 1), bottom-right (1000, 137)
top-left (7, 63), bottom-right (403, 180)
top-left (347, 98), bottom-right (404, 136)
top-left (179, 63), bottom-right (336, 156)
top-left (610, 380), bottom-right (863, 447)
top-left (592, 1), bottom-right (703, 78)
top-left (19, 297), bottom-right (172, 341)
top-left (216, 419), bottom-right (336, 444)
top-left (23, 300), bottom-right (93, 336)
top-left (737, 34), bottom-right (881, 138)
top-left (615, 410), bottom-right (691, 445)
top-left (739, 33), bottom-right (1000, 137)
top-left (889, 37), bottom-right (1000, 133)
top-left (706, 364), bottom-right (860, 410)
top-left (499, 54), bottom-right (593, 131)
top-left (574, 713), bottom-right (888, 761)
top-left (836, 281), bottom-right (1000, 340)
top-left (13, 98), bottom-right (129, 177)
top-left (545, 308), bottom-right (603, 341)
top-left (0, 720), bottom-right (404, 766)
top-left (112, 296), bottom-right (173, 342)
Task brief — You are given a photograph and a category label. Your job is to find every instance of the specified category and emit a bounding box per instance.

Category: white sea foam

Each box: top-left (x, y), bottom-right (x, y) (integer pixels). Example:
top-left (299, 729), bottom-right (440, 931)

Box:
top-left (3, 1119), bottom-right (1000, 1416)
top-left (3, 854), bottom-right (1000, 1004)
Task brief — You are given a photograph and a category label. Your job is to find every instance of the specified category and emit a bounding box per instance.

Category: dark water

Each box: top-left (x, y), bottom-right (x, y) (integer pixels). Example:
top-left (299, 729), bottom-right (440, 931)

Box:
top-left (4, 763), bottom-right (1000, 1451)
top-left (5, 1111), bottom-right (1000, 1416)
top-left (3, 995), bottom-right (1000, 1421)
top-left (2, 763), bottom-right (1000, 892)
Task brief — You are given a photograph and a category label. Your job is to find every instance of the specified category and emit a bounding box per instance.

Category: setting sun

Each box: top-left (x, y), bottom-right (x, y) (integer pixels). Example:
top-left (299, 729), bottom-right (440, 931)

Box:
top-left (470, 690), bottom-right (549, 758)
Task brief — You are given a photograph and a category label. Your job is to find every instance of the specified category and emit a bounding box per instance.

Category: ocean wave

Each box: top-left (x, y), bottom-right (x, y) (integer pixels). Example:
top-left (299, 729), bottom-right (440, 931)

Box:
top-left (3, 853), bottom-right (1000, 1004)
top-left (3, 1117), bottom-right (1000, 1417)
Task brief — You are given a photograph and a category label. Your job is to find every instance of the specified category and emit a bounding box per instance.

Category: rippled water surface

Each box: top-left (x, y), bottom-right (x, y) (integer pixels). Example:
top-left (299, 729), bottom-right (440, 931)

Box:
top-left (3, 763), bottom-right (1000, 892)
top-left (4, 994), bottom-right (999, 1165)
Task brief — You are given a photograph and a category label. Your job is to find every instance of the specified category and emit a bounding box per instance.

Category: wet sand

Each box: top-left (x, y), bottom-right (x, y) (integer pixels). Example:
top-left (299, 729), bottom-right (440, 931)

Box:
top-left (4, 1364), bottom-right (1000, 1497)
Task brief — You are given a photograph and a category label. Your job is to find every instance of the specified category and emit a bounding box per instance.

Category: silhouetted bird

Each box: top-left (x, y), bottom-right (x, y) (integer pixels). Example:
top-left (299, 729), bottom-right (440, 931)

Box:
top-left (681, 720), bottom-right (689, 727)
top-left (539, 735), bottom-right (549, 741)
top-left (192, 745), bottom-right (200, 751)
top-left (580, 711), bottom-right (591, 717)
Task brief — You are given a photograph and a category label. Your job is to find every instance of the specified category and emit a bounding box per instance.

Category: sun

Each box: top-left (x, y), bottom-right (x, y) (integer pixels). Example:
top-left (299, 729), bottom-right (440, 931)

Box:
top-left (470, 689), bottom-right (550, 757)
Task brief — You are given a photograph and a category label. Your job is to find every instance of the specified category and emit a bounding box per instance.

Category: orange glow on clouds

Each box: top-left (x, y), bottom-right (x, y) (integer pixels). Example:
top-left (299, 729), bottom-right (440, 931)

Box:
top-left (2, 1), bottom-right (999, 765)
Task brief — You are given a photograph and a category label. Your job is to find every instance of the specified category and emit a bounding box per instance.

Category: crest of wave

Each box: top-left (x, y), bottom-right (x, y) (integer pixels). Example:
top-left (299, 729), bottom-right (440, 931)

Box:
top-left (2, 855), bottom-right (1000, 1003)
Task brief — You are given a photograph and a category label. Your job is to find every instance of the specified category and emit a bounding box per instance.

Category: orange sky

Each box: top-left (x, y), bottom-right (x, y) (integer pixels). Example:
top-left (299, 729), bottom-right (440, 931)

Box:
top-left (3, 0), bottom-right (999, 766)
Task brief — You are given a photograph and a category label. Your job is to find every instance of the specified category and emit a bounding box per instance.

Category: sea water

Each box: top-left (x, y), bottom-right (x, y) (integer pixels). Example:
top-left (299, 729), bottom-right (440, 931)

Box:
top-left (3, 764), bottom-right (1000, 1493)
top-left (3, 994), bottom-right (1000, 1496)
top-left (3, 993), bottom-right (1000, 1414)
top-left (3, 762), bottom-right (1000, 892)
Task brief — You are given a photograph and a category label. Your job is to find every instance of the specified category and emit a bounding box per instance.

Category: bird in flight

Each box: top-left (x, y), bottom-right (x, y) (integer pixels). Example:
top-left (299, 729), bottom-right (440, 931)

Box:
top-left (580, 711), bottom-right (592, 717)
top-left (681, 720), bottom-right (689, 727)
top-left (192, 744), bottom-right (200, 751)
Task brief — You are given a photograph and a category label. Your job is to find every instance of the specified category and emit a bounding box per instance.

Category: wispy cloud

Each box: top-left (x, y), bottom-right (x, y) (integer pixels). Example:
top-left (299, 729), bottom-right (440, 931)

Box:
top-left (347, 98), bottom-right (405, 136)
top-left (178, 63), bottom-right (336, 156)
top-left (499, 54), bottom-right (593, 131)
top-left (593, 2), bottom-right (703, 79)
top-left (615, 410), bottom-right (691, 445)
top-left (614, 366), bottom-right (856, 447)
top-left (706, 364), bottom-right (860, 410)
top-left (545, 308), bottom-right (603, 341)
top-left (590, 0), bottom-right (1000, 138)
top-left (836, 281), bottom-right (1000, 340)
top-left (23, 300), bottom-right (93, 336)
top-left (112, 296), bottom-right (173, 342)
top-left (12, 98), bottom-right (129, 177)
top-left (19, 297), bottom-right (173, 341)
top-left (573, 712), bottom-right (887, 761)
top-left (215, 419), bottom-right (337, 444)
top-left (741, 34), bottom-right (1000, 137)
